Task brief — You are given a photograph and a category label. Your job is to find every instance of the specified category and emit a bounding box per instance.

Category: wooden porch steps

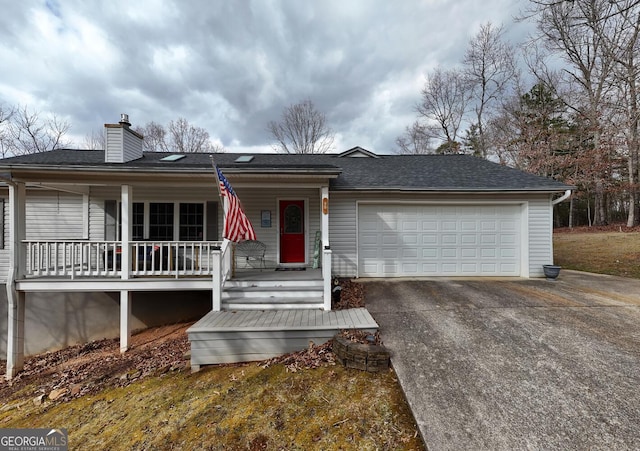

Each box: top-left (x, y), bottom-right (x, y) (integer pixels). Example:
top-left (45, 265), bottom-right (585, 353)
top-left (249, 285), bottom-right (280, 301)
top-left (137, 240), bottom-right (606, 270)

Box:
top-left (187, 308), bottom-right (378, 370)
top-left (222, 277), bottom-right (324, 310)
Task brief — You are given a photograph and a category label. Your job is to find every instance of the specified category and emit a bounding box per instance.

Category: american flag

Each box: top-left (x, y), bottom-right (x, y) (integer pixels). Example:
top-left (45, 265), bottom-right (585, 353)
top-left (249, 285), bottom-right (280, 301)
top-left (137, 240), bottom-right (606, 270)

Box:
top-left (215, 164), bottom-right (257, 242)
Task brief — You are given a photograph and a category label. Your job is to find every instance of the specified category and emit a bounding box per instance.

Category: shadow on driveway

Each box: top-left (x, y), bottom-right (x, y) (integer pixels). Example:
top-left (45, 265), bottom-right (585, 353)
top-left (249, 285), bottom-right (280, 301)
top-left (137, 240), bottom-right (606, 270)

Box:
top-left (364, 270), bottom-right (640, 450)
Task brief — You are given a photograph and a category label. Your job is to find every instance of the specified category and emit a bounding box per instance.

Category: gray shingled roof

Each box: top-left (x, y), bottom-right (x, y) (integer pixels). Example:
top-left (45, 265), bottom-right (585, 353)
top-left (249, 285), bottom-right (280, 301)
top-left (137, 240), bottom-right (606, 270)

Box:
top-left (0, 149), bottom-right (571, 192)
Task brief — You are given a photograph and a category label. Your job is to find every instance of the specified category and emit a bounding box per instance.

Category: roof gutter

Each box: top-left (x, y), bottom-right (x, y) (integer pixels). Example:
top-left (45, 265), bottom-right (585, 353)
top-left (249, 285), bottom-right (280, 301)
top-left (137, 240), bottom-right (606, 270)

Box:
top-left (0, 172), bottom-right (16, 187)
top-left (552, 189), bottom-right (572, 205)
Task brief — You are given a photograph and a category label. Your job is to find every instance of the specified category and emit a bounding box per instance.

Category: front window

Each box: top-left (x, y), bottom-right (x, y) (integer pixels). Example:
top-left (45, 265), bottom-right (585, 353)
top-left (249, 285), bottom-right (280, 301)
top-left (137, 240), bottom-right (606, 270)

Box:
top-left (149, 203), bottom-right (174, 240)
top-left (132, 203), bottom-right (144, 240)
top-left (110, 201), bottom-right (209, 241)
top-left (179, 203), bottom-right (204, 240)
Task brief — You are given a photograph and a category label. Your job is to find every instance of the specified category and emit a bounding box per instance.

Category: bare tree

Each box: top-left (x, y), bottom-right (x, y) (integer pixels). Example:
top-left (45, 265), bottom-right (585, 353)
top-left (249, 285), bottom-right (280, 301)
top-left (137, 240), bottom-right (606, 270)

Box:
top-left (82, 128), bottom-right (105, 150)
top-left (528, 0), bottom-right (618, 225)
top-left (596, 0), bottom-right (640, 226)
top-left (395, 121), bottom-right (436, 154)
top-left (6, 105), bottom-right (71, 155)
top-left (168, 118), bottom-right (219, 153)
top-left (463, 22), bottom-right (517, 159)
top-left (136, 118), bottom-right (222, 153)
top-left (268, 99), bottom-right (334, 154)
top-left (417, 67), bottom-right (471, 152)
top-left (0, 103), bottom-right (14, 158)
top-left (136, 121), bottom-right (169, 152)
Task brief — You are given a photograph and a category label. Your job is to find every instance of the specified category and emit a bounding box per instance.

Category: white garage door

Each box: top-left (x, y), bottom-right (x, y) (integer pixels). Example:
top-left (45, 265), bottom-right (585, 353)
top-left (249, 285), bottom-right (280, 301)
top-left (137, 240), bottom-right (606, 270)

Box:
top-left (358, 204), bottom-right (522, 277)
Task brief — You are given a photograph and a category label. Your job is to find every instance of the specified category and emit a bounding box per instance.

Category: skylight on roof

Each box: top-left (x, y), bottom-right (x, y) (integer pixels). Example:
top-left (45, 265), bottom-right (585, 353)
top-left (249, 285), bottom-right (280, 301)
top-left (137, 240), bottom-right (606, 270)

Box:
top-left (160, 154), bottom-right (186, 162)
top-left (235, 155), bottom-right (254, 163)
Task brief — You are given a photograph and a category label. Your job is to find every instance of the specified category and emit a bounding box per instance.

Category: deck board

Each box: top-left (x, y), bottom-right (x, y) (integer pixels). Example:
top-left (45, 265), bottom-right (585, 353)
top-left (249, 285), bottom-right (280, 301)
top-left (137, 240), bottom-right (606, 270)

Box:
top-left (187, 307), bottom-right (379, 369)
top-left (188, 308), bottom-right (377, 333)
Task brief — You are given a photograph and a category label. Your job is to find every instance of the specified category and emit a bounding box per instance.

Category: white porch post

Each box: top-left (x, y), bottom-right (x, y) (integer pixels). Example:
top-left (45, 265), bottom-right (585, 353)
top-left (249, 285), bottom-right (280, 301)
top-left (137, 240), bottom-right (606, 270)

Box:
top-left (120, 290), bottom-right (132, 353)
top-left (119, 185), bottom-right (132, 352)
top-left (211, 246), bottom-right (222, 311)
top-left (121, 185), bottom-right (132, 280)
top-left (6, 182), bottom-right (27, 379)
top-left (321, 186), bottom-right (332, 310)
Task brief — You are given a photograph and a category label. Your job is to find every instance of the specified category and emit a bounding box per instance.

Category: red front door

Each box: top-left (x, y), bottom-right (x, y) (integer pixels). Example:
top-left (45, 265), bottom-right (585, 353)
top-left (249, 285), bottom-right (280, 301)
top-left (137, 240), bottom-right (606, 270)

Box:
top-left (279, 200), bottom-right (305, 263)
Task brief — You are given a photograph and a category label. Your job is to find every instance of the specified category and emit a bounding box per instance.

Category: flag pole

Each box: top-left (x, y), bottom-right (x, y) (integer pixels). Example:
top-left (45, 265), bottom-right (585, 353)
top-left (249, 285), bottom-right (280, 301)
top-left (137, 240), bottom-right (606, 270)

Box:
top-left (209, 155), bottom-right (225, 213)
top-left (209, 155), bottom-right (235, 276)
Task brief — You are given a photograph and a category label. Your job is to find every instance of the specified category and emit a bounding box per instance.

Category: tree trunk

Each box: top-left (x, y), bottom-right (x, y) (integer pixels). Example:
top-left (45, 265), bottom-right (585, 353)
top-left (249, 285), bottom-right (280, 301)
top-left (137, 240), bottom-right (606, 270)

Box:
top-left (569, 195), bottom-right (574, 228)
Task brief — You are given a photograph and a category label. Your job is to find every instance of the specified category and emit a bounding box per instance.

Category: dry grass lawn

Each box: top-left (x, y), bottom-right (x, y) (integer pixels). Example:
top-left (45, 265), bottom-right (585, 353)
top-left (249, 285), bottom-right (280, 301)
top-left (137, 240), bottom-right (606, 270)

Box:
top-left (554, 227), bottom-right (640, 278)
top-left (1, 363), bottom-right (422, 450)
top-left (0, 321), bottom-right (423, 450)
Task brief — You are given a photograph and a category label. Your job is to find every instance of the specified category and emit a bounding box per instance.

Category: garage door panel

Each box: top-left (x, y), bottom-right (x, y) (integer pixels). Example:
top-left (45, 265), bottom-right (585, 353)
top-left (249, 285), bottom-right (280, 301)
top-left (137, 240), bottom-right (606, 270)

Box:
top-left (442, 263), bottom-right (458, 273)
top-left (422, 248), bottom-right (437, 258)
top-left (403, 234), bottom-right (418, 245)
top-left (402, 248), bottom-right (418, 258)
top-left (382, 248), bottom-right (399, 259)
top-left (461, 248), bottom-right (478, 258)
top-left (358, 204), bottom-right (521, 277)
top-left (422, 234), bottom-right (438, 245)
top-left (360, 234), bottom-right (379, 245)
top-left (402, 263), bottom-right (418, 274)
top-left (442, 234), bottom-right (458, 245)
top-left (442, 248), bottom-right (458, 258)
top-left (481, 263), bottom-right (498, 272)
top-left (461, 263), bottom-right (478, 273)
top-left (461, 234), bottom-right (478, 245)
top-left (461, 221), bottom-right (477, 231)
top-left (403, 221), bottom-right (418, 231)
top-left (382, 234), bottom-right (398, 245)
top-left (442, 221), bottom-right (457, 231)
top-left (481, 248), bottom-right (497, 258)
top-left (421, 220), bottom-right (438, 231)
top-left (481, 235), bottom-right (497, 245)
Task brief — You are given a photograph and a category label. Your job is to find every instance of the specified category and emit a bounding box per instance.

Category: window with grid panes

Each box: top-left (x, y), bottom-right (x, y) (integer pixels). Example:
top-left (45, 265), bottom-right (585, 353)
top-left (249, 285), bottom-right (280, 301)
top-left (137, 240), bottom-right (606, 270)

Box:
top-left (149, 203), bottom-right (174, 240)
top-left (179, 203), bottom-right (204, 240)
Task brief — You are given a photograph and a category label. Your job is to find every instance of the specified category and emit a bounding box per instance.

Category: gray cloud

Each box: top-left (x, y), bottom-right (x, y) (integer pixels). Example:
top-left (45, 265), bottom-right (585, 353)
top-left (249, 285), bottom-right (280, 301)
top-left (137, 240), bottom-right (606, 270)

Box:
top-left (0, 0), bottom-right (531, 153)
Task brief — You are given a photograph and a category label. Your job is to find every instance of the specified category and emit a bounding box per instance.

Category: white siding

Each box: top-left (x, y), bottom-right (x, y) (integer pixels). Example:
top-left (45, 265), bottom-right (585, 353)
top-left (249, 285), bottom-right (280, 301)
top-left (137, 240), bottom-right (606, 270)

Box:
top-left (239, 188), bottom-right (321, 266)
top-left (0, 194), bottom-right (9, 278)
top-left (89, 195), bottom-right (106, 241)
top-left (329, 193), bottom-right (358, 277)
top-left (87, 186), bottom-right (322, 266)
top-left (104, 127), bottom-right (124, 163)
top-left (122, 128), bottom-right (143, 162)
top-left (25, 192), bottom-right (84, 240)
top-left (329, 192), bottom-right (555, 278)
top-left (104, 127), bottom-right (143, 163)
top-left (528, 195), bottom-right (554, 277)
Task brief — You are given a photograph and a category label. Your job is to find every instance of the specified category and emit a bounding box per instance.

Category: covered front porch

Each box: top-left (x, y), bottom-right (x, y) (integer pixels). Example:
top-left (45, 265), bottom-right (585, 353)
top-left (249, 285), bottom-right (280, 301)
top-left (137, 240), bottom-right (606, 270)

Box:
top-left (5, 177), bottom-right (335, 379)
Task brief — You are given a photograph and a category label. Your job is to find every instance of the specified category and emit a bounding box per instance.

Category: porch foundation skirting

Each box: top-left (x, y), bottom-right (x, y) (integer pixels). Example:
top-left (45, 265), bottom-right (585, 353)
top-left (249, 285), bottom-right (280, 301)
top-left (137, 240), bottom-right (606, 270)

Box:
top-left (187, 308), bottom-right (379, 371)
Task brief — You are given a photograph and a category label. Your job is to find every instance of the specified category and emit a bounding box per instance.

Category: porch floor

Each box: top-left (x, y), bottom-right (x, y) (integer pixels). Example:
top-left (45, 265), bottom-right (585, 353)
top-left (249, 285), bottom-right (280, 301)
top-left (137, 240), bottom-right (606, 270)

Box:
top-left (232, 267), bottom-right (322, 281)
top-left (187, 308), bottom-right (378, 370)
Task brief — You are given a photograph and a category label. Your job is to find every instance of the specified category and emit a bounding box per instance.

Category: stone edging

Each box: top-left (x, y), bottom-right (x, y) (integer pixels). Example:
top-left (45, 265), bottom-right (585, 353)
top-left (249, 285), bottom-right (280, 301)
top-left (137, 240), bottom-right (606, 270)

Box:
top-left (332, 335), bottom-right (390, 373)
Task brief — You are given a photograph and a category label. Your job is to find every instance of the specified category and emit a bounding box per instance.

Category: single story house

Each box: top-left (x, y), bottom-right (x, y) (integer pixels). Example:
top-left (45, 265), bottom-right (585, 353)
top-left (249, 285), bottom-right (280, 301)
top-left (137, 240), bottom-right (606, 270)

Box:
top-left (1, 116), bottom-right (571, 377)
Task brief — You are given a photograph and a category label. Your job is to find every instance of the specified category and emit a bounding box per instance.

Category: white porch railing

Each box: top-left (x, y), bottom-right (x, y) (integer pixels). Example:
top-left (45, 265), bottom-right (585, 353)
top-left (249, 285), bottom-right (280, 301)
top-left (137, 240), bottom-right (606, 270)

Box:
top-left (211, 239), bottom-right (232, 311)
top-left (23, 240), bottom-right (224, 279)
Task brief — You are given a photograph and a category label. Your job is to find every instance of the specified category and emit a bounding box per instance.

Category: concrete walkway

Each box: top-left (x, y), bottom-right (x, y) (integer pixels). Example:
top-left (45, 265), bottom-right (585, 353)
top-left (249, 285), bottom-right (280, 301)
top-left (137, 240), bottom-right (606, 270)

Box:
top-left (364, 271), bottom-right (640, 450)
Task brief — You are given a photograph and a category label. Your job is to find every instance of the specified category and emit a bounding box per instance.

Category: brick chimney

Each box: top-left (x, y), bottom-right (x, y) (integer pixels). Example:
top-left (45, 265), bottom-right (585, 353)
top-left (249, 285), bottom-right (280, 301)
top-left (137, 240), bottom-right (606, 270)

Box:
top-left (104, 113), bottom-right (143, 163)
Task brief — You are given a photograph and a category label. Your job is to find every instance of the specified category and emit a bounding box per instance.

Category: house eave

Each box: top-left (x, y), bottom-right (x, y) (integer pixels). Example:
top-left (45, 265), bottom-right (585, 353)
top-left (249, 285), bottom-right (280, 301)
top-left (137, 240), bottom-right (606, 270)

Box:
top-left (0, 165), bottom-right (342, 184)
top-left (330, 187), bottom-right (573, 194)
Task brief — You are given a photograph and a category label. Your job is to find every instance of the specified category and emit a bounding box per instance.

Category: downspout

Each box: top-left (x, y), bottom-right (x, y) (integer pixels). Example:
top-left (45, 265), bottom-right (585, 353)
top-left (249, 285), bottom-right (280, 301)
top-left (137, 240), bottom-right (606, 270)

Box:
top-left (0, 174), bottom-right (18, 290)
top-left (0, 174), bottom-right (21, 379)
top-left (552, 190), bottom-right (572, 205)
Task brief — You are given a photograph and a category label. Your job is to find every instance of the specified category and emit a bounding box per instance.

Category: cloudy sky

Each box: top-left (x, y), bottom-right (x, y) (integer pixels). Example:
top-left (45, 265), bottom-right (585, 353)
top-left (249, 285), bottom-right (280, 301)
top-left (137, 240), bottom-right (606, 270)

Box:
top-left (0, 0), bottom-right (533, 154)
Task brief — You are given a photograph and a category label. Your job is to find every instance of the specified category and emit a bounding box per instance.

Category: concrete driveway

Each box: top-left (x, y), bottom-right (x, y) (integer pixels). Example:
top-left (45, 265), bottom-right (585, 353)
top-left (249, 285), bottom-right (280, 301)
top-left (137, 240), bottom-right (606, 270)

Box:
top-left (364, 271), bottom-right (640, 450)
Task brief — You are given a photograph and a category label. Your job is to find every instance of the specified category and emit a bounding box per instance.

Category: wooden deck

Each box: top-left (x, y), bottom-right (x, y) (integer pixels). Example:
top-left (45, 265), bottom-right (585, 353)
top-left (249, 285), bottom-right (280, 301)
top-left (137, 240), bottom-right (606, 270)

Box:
top-left (187, 308), bottom-right (378, 370)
